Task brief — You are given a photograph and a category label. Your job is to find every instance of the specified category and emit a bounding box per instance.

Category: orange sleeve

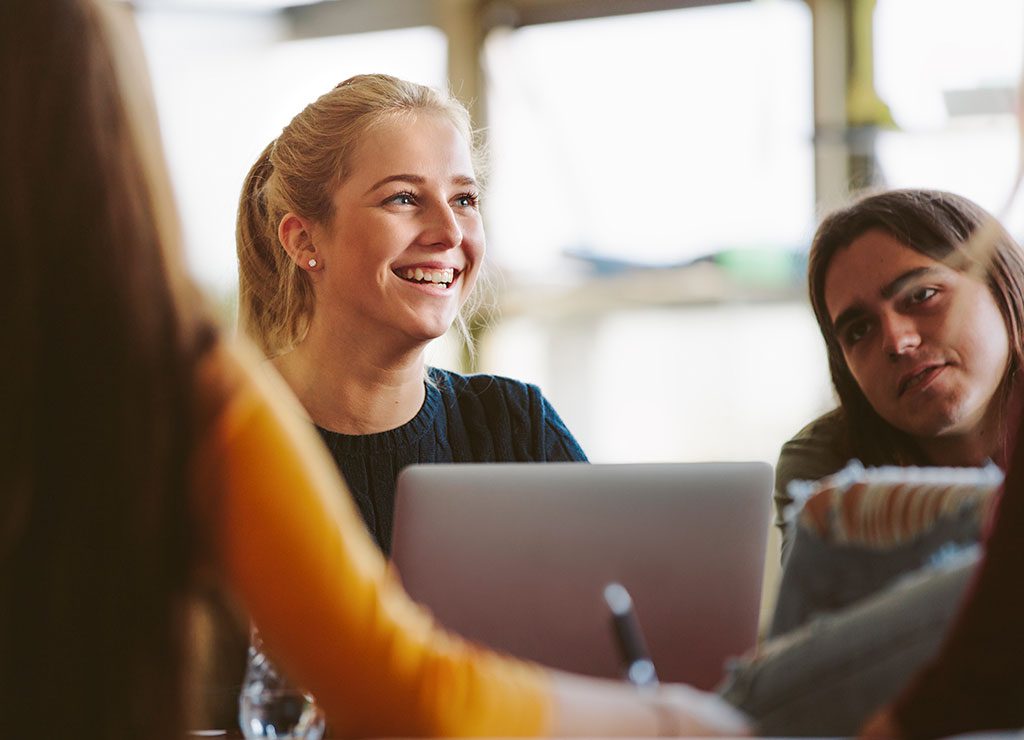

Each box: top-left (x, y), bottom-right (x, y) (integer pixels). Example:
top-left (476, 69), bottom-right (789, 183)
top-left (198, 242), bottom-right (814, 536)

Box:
top-left (192, 345), bottom-right (552, 738)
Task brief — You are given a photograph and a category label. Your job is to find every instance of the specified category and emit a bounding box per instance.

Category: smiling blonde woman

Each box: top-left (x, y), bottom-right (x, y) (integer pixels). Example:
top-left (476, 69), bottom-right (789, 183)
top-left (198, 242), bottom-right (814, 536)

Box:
top-left (236, 75), bottom-right (586, 553)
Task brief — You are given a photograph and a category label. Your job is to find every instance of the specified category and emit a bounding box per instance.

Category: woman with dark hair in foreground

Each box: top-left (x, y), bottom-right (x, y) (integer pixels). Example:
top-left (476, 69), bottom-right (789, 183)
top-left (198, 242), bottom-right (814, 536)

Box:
top-left (0, 1), bottom-right (749, 737)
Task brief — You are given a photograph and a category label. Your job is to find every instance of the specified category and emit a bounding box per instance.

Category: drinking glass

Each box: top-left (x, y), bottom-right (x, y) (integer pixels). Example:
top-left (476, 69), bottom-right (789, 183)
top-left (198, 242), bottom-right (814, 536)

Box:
top-left (238, 628), bottom-right (326, 740)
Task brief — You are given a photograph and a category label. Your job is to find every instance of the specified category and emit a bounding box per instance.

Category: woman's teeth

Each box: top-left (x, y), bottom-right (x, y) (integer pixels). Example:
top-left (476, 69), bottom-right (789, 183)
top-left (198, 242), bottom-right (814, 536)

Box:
top-left (401, 267), bottom-right (454, 286)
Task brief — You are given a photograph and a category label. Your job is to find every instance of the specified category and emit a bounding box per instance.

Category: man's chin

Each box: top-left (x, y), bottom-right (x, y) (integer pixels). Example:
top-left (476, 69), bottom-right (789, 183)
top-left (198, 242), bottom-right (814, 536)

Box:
top-left (901, 417), bottom-right (970, 446)
top-left (888, 408), bottom-right (963, 441)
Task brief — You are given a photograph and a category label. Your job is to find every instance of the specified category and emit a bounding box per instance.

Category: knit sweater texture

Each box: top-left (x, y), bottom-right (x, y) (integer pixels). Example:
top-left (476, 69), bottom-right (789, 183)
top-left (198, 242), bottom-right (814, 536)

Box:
top-left (316, 368), bottom-right (587, 553)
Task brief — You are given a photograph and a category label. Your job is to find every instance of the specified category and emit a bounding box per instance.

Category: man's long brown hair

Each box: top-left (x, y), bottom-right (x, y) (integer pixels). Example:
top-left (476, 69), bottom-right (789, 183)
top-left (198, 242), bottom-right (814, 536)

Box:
top-left (808, 189), bottom-right (1024, 466)
top-left (0, 1), bottom-right (218, 737)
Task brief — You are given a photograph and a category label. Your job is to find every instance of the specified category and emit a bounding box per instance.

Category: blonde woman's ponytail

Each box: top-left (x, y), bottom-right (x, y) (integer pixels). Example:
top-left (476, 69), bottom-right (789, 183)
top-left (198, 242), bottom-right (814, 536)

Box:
top-left (235, 141), bottom-right (313, 356)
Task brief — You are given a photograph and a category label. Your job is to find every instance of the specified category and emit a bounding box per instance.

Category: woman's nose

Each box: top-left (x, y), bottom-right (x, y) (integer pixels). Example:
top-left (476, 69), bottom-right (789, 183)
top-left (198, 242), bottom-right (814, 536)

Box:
top-left (422, 203), bottom-right (462, 249)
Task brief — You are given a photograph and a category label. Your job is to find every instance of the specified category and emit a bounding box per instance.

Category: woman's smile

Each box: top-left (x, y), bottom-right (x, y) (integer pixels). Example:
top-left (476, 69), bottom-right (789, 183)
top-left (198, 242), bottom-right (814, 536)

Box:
top-left (392, 264), bottom-right (460, 289)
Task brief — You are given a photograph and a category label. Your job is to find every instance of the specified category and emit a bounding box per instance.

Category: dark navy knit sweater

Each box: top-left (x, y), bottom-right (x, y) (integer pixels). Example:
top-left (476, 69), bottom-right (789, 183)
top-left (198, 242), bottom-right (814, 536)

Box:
top-left (315, 368), bottom-right (587, 553)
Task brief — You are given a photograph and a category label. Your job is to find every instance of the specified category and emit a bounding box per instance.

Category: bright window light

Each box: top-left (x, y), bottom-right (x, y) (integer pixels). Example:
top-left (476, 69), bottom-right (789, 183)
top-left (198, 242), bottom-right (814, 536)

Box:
top-left (874, 0), bottom-right (1024, 232)
top-left (483, 0), bottom-right (814, 277)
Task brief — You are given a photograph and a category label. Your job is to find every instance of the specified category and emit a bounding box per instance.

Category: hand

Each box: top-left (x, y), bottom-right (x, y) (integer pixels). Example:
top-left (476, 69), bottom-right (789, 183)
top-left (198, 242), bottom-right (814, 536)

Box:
top-left (655, 684), bottom-right (752, 737)
top-left (548, 671), bottom-right (752, 737)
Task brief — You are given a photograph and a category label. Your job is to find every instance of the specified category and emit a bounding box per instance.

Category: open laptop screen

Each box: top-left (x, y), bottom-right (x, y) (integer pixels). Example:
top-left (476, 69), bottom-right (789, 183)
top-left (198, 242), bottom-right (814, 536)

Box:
top-left (391, 461), bottom-right (772, 690)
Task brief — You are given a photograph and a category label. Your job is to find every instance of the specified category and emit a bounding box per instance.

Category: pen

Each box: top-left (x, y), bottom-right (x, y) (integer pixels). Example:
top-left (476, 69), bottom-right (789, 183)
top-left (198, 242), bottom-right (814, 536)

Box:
top-left (604, 581), bottom-right (660, 689)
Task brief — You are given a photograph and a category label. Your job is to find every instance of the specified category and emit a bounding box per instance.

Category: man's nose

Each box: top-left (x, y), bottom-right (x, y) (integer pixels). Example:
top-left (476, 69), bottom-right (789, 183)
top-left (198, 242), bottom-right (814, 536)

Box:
top-left (882, 313), bottom-right (921, 359)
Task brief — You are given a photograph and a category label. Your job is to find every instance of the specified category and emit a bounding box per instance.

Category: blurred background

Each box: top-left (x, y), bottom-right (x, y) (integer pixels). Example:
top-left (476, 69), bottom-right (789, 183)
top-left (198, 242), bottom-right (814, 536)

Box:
top-left (134, 0), bottom-right (1024, 605)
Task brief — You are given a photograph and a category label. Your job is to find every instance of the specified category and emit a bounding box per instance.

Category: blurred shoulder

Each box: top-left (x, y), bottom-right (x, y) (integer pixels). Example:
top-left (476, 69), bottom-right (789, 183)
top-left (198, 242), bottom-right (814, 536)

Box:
top-left (785, 408), bottom-right (849, 449)
top-left (777, 408), bottom-right (852, 489)
top-left (193, 339), bottom-right (309, 435)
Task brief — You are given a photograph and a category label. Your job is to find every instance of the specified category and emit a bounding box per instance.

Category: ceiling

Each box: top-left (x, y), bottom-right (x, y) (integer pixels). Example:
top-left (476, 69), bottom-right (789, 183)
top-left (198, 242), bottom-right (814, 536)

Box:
top-left (131, 0), bottom-right (745, 22)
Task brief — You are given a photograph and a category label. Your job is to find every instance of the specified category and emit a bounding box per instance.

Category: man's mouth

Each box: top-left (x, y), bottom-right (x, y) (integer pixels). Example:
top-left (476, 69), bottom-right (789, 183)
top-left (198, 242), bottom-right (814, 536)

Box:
top-left (394, 266), bottom-right (457, 289)
top-left (898, 363), bottom-right (948, 396)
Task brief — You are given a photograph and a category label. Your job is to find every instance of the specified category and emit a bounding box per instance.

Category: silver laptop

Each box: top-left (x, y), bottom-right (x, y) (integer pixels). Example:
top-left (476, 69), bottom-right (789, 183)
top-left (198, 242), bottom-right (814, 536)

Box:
top-left (390, 462), bottom-right (772, 690)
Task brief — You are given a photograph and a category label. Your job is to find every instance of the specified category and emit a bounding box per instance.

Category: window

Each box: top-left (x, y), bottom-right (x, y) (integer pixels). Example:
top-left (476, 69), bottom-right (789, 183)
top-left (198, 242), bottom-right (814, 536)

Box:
top-left (477, 2), bottom-right (828, 469)
top-left (874, 0), bottom-right (1024, 230)
top-left (484, 0), bottom-right (814, 275)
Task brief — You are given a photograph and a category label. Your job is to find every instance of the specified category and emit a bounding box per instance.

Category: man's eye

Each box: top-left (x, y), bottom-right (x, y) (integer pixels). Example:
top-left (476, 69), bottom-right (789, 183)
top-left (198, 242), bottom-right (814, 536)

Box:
top-left (844, 320), bottom-right (870, 345)
top-left (909, 286), bottom-right (937, 304)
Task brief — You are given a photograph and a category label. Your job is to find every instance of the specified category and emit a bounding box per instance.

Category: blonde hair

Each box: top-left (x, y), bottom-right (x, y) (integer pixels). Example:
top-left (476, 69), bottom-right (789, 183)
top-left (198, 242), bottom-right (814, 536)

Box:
top-left (236, 73), bottom-right (478, 357)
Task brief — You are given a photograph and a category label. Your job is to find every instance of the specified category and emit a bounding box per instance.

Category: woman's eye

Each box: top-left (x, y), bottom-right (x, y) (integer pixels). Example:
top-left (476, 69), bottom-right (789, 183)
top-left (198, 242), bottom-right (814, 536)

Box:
top-left (386, 192), bottom-right (416, 206)
top-left (453, 193), bottom-right (479, 208)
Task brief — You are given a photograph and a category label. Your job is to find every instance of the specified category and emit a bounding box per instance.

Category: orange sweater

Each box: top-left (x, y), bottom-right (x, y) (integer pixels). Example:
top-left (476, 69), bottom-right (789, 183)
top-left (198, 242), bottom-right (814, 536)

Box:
top-left (191, 345), bottom-right (551, 737)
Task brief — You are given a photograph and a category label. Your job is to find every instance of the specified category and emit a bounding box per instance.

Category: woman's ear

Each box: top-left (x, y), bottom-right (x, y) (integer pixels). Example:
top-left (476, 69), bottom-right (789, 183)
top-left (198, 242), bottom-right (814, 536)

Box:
top-left (278, 212), bottom-right (321, 270)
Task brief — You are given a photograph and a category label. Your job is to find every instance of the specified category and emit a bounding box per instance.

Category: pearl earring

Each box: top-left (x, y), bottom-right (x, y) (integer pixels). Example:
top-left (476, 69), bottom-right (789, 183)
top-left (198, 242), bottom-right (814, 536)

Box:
top-left (307, 258), bottom-right (318, 268)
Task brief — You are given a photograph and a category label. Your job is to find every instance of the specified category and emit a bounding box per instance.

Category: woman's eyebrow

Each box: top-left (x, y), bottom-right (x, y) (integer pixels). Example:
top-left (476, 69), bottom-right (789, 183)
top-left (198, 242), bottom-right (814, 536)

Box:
top-left (364, 173), bottom-right (478, 196)
top-left (364, 174), bottom-right (424, 196)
